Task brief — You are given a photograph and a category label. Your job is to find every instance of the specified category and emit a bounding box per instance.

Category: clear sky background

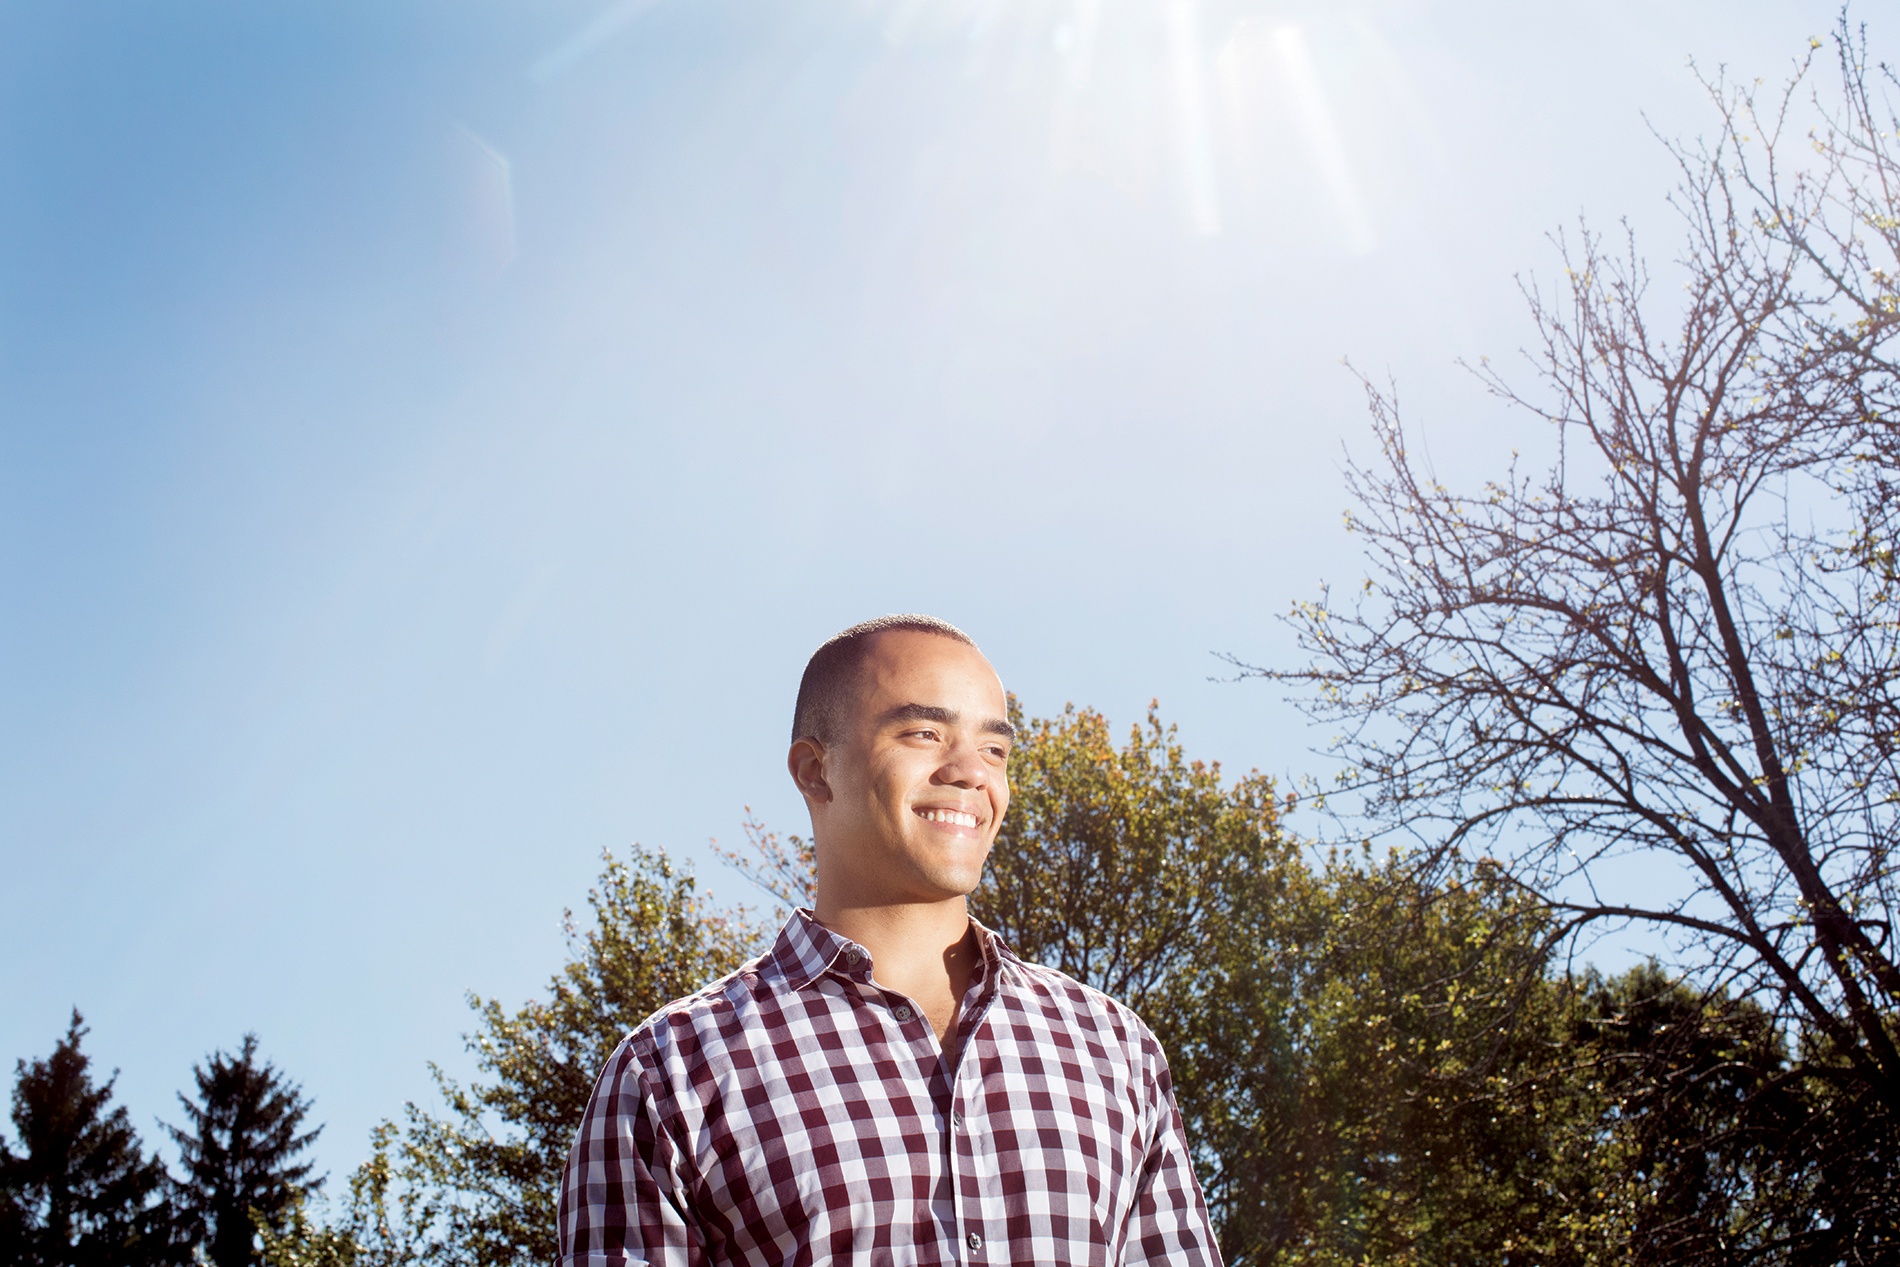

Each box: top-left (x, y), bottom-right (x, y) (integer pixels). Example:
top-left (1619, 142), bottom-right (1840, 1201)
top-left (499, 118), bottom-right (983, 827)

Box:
top-left (1, 0), bottom-right (1852, 1187)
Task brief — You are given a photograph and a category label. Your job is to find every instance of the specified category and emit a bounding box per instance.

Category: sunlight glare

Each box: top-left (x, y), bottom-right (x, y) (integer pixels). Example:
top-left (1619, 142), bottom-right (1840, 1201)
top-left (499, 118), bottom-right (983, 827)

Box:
top-left (1168, 0), bottom-right (1222, 235)
top-left (1268, 22), bottom-right (1375, 254)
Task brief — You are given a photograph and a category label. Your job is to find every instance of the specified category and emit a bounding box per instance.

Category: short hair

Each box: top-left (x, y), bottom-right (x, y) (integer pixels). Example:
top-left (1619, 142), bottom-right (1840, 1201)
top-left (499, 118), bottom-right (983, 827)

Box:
top-left (792, 615), bottom-right (978, 744)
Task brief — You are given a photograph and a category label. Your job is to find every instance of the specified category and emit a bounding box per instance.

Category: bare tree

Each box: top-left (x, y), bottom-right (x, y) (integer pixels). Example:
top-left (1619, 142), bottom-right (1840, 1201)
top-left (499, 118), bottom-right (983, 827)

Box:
top-left (1241, 20), bottom-right (1900, 1175)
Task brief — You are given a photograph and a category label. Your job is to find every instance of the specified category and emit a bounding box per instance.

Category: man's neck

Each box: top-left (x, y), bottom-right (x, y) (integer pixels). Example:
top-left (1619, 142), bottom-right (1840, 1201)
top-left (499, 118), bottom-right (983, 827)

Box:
top-left (811, 895), bottom-right (977, 1046)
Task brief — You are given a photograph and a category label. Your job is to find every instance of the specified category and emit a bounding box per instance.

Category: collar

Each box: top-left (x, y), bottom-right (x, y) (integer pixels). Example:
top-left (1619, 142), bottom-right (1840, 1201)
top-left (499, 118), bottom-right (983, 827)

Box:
top-left (766, 908), bottom-right (1018, 992)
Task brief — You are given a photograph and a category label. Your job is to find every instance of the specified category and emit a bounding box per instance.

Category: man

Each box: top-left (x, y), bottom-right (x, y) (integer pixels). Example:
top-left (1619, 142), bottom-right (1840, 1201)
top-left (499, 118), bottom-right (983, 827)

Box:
top-left (559, 615), bottom-right (1220, 1266)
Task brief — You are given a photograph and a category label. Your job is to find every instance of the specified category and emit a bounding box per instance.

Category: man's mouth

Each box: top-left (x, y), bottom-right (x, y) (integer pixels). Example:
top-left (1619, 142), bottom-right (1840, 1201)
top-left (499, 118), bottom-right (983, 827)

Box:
top-left (916, 807), bottom-right (979, 829)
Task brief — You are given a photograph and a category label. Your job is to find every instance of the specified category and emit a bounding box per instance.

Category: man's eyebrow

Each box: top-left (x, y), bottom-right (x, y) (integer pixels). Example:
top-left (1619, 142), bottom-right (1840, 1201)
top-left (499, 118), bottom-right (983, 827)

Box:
top-left (878, 703), bottom-right (957, 728)
top-left (876, 703), bottom-right (1015, 741)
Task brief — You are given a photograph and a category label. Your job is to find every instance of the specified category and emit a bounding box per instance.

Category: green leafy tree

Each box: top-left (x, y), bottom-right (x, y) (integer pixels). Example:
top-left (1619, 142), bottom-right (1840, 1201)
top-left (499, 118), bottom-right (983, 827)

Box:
top-left (258, 1124), bottom-right (433, 1267)
top-left (263, 846), bottom-right (763, 1267)
top-left (169, 1034), bottom-right (322, 1267)
top-left (1562, 965), bottom-right (1818, 1262)
top-left (1262, 863), bottom-right (1608, 1267)
top-left (0, 1011), bottom-right (188, 1267)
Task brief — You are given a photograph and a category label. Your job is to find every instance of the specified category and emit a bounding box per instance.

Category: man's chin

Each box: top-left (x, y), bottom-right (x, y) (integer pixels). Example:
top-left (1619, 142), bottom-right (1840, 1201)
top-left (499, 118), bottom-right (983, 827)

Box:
top-left (903, 865), bottom-right (986, 905)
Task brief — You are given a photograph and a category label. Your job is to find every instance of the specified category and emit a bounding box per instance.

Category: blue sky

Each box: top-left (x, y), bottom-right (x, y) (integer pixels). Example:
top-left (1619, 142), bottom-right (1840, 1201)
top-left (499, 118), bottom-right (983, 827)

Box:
top-left (1, 0), bottom-right (1846, 1186)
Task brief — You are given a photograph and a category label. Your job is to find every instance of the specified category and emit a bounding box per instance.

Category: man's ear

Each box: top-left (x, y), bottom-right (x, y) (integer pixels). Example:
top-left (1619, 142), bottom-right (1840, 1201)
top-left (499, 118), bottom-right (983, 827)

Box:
top-left (787, 737), bottom-right (832, 804)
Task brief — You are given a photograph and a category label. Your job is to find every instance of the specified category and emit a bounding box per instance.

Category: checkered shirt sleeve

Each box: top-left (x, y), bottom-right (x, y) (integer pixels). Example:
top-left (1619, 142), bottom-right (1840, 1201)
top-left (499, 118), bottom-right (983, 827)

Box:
top-left (562, 1040), bottom-right (702, 1265)
top-left (558, 911), bottom-right (1222, 1267)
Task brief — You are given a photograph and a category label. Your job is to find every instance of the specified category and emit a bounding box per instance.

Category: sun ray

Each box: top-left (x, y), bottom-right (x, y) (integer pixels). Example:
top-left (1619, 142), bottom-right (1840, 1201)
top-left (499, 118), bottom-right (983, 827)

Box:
top-left (1168, 0), bottom-right (1222, 235)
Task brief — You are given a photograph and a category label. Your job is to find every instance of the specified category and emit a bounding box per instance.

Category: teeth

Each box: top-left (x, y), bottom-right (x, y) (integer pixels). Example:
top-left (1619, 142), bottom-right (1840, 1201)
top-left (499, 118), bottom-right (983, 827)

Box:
top-left (920, 808), bottom-right (978, 828)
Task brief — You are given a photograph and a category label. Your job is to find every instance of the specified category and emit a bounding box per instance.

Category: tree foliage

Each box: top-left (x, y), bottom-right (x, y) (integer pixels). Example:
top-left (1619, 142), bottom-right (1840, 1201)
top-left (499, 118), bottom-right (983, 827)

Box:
top-left (1564, 964), bottom-right (1817, 1262)
top-left (169, 1034), bottom-right (322, 1267)
top-left (258, 1124), bottom-right (434, 1267)
top-left (262, 847), bottom-right (763, 1267)
top-left (1238, 25), bottom-right (1900, 1250)
top-left (0, 1012), bottom-right (187, 1267)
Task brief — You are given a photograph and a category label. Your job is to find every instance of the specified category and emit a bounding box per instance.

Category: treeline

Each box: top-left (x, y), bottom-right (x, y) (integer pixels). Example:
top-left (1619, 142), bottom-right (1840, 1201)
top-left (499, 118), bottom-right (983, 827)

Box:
top-left (0, 1019), bottom-right (320, 1267)
top-left (8, 733), bottom-right (1880, 1267)
top-left (251, 700), bottom-right (1894, 1266)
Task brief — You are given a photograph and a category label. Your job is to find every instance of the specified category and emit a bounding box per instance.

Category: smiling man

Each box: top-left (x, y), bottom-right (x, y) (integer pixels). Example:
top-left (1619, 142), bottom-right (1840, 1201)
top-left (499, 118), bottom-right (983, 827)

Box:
top-left (558, 615), bottom-right (1220, 1266)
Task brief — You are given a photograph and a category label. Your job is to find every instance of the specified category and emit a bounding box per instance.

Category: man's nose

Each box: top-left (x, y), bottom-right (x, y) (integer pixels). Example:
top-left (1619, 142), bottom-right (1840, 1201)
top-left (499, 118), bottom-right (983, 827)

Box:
top-left (934, 739), bottom-right (990, 787)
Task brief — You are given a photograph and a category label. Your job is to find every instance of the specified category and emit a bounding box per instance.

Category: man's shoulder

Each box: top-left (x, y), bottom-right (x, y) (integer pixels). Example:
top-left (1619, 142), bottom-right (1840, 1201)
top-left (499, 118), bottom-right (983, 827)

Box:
top-left (994, 954), bottom-right (1167, 1061)
top-left (612, 954), bottom-right (781, 1068)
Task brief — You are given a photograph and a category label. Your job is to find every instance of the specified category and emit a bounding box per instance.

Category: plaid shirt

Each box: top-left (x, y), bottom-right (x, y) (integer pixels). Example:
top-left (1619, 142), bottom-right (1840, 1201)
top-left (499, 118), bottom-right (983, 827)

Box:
top-left (559, 910), bottom-right (1220, 1267)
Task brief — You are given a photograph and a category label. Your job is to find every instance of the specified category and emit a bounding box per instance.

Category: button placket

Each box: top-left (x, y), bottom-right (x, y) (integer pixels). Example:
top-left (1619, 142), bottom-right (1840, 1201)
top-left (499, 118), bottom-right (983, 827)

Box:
top-left (948, 957), bottom-right (1004, 1262)
top-left (955, 1014), bottom-right (1006, 1262)
top-left (946, 1012), bottom-right (972, 1260)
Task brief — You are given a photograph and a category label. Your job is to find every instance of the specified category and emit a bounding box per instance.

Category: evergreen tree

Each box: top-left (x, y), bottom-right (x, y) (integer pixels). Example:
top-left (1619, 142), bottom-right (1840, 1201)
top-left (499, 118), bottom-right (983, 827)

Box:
top-left (0, 1011), bottom-right (187, 1267)
top-left (169, 1035), bottom-right (322, 1267)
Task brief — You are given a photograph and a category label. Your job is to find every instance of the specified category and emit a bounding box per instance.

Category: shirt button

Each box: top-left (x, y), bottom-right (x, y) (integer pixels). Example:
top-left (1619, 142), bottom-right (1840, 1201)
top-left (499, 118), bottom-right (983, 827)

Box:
top-left (893, 1004), bottom-right (913, 1022)
top-left (967, 1232), bottom-right (983, 1251)
top-left (950, 1109), bottom-right (963, 1129)
top-left (844, 948), bottom-right (863, 966)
